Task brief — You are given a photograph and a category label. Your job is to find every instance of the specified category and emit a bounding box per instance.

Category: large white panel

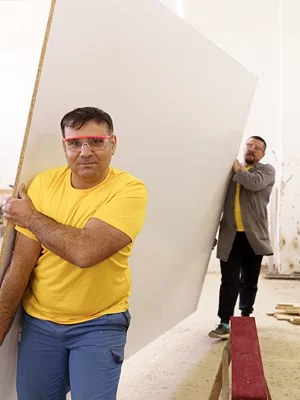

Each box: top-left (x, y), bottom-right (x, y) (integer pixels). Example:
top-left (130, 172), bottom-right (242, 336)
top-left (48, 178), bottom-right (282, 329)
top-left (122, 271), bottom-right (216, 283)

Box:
top-left (0, 0), bottom-right (50, 188)
top-left (0, 0), bottom-right (257, 397)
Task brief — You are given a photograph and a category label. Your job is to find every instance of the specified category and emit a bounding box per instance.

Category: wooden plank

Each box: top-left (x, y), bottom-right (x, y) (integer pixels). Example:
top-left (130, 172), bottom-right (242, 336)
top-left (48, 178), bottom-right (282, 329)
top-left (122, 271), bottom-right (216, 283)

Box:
top-left (289, 316), bottom-right (300, 323)
top-left (275, 305), bottom-right (300, 311)
top-left (267, 311), bottom-right (289, 316)
top-left (222, 345), bottom-right (230, 400)
top-left (274, 313), bottom-right (300, 323)
top-left (276, 310), bottom-right (300, 315)
top-left (231, 317), bottom-right (268, 400)
top-left (289, 318), bottom-right (300, 325)
top-left (274, 314), bottom-right (293, 321)
top-left (276, 303), bottom-right (300, 309)
top-left (266, 382), bottom-right (273, 400)
top-left (208, 341), bottom-right (231, 400)
top-left (208, 360), bottom-right (223, 400)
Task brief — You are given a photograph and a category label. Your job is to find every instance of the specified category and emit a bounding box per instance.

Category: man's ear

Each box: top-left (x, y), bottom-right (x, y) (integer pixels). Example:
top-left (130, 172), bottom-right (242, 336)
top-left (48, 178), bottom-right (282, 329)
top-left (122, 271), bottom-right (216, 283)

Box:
top-left (111, 135), bottom-right (117, 155)
top-left (62, 138), bottom-right (67, 153)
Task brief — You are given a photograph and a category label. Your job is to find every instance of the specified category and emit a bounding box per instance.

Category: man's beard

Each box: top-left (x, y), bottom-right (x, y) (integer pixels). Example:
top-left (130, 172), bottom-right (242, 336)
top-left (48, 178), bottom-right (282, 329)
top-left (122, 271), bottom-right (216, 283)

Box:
top-left (245, 156), bottom-right (255, 165)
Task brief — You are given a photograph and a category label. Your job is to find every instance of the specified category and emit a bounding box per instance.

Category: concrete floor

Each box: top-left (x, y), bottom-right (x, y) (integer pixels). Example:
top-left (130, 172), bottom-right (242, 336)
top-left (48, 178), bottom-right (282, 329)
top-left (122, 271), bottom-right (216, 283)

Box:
top-left (118, 271), bottom-right (300, 400)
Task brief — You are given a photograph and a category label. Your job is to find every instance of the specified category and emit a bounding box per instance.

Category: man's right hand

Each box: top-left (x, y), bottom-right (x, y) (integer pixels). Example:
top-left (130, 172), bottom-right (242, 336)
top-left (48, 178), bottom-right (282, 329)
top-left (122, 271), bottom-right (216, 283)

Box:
top-left (212, 238), bottom-right (218, 250)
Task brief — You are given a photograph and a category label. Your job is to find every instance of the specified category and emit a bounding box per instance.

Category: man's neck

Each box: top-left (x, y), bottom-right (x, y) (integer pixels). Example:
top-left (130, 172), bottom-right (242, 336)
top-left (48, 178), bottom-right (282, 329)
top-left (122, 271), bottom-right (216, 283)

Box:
top-left (242, 161), bottom-right (258, 169)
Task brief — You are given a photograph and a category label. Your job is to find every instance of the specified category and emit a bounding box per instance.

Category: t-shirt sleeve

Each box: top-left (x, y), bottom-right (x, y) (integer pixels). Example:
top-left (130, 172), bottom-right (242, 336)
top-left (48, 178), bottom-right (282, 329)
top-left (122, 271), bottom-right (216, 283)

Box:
top-left (92, 179), bottom-right (148, 241)
top-left (15, 176), bottom-right (43, 242)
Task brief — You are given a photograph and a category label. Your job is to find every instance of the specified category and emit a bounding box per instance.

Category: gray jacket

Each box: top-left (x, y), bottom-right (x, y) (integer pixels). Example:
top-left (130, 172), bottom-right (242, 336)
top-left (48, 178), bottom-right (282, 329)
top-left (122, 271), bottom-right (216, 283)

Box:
top-left (217, 163), bottom-right (275, 262)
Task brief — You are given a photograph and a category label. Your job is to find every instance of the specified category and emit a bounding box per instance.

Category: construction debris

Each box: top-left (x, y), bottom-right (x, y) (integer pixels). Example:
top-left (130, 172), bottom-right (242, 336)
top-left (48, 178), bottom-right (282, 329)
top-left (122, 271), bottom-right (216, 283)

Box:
top-left (268, 303), bottom-right (300, 325)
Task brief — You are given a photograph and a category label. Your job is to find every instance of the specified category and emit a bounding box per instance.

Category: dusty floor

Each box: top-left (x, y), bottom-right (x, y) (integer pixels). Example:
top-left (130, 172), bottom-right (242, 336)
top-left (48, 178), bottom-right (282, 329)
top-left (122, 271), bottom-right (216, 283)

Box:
top-left (118, 272), bottom-right (300, 400)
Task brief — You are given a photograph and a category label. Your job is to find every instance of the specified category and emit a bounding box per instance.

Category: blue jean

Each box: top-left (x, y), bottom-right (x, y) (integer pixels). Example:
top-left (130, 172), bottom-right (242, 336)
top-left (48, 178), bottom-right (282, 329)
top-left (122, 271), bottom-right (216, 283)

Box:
top-left (17, 310), bottom-right (130, 400)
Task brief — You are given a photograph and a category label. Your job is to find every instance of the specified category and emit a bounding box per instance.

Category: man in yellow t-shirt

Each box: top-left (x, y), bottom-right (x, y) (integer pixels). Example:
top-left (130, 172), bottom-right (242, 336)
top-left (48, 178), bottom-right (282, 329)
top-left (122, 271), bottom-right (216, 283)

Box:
top-left (0, 107), bottom-right (148, 400)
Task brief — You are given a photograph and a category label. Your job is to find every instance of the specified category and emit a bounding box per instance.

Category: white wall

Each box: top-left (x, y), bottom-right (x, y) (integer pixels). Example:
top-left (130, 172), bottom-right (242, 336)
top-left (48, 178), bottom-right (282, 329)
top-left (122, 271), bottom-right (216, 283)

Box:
top-left (279, 0), bottom-right (300, 274)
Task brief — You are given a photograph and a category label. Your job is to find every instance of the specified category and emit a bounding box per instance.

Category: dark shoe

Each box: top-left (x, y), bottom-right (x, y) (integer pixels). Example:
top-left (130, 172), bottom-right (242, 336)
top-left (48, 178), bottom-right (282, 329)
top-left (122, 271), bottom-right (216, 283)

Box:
top-left (208, 324), bottom-right (230, 339)
top-left (241, 311), bottom-right (250, 317)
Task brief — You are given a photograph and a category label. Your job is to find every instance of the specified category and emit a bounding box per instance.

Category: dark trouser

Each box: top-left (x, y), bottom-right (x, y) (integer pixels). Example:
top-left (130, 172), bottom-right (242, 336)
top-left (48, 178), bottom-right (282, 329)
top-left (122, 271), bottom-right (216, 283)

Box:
top-left (218, 232), bottom-right (263, 324)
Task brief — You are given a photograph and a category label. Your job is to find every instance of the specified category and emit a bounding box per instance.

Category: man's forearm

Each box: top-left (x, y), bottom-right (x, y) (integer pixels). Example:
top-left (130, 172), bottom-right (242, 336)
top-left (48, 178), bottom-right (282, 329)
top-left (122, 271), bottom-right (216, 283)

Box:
top-left (0, 265), bottom-right (28, 345)
top-left (233, 166), bottom-right (275, 191)
top-left (0, 232), bottom-right (41, 345)
top-left (28, 212), bottom-right (86, 267)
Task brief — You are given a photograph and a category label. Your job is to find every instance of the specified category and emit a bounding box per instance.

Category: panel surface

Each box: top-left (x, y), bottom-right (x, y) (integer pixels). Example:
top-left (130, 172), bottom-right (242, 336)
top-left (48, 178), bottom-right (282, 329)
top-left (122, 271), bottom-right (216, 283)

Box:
top-left (0, 0), bottom-right (257, 398)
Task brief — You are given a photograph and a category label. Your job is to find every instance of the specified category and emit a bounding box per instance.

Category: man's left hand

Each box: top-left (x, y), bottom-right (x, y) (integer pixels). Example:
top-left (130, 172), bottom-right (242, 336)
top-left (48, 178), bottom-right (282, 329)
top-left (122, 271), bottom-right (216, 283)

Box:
top-left (232, 160), bottom-right (241, 174)
top-left (2, 184), bottom-right (37, 228)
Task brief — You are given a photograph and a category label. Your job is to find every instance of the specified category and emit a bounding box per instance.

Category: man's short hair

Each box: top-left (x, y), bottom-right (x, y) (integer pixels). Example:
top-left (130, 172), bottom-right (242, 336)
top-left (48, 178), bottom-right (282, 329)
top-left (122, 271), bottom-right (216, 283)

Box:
top-left (60, 107), bottom-right (114, 137)
top-left (248, 135), bottom-right (267, 151)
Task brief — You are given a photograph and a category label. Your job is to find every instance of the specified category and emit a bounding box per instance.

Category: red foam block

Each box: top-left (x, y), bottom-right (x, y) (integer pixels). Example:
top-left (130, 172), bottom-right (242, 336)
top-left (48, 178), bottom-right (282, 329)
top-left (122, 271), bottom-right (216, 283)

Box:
top-left (231, 317), bottom-right (267, 400)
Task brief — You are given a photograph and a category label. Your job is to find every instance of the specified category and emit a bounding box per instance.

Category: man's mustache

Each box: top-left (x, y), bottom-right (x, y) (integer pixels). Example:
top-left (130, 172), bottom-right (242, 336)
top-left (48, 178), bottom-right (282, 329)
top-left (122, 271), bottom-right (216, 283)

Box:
top-left (77, 159), bottom-right (97, 163)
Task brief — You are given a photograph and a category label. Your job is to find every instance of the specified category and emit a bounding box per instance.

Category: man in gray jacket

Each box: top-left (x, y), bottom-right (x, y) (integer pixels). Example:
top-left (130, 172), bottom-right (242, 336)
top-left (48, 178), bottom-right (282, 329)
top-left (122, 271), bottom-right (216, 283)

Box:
top-left (209, 136), bottom-right (275, 339)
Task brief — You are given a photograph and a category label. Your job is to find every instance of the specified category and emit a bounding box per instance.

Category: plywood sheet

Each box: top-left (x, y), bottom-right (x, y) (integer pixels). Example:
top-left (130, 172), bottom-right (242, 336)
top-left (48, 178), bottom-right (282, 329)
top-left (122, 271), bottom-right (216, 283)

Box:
top-left (0, 0), bottom-right (257, 398)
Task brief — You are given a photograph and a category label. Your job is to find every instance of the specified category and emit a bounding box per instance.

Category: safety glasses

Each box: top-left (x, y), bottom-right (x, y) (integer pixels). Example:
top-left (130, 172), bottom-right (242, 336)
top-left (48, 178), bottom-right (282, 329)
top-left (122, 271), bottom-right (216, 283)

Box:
top-left (63, 135), bottom-right (114, 152)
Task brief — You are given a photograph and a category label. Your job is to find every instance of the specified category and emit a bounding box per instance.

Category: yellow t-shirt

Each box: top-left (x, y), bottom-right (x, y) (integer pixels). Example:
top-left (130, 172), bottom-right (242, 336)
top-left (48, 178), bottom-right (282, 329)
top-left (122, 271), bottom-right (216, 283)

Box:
top-left (16, 165), bottom-right (148, 324)
top-left (234, 166), bottom-right (251, 232)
